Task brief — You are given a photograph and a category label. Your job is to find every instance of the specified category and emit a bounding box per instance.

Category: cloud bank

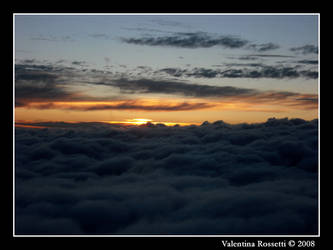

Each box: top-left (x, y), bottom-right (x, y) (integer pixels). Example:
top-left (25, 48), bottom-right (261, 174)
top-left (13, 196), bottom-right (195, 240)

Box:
top-left (15, 118), bottom-right (318, 235)
top-left (15, 63), bottom-right (318, 113)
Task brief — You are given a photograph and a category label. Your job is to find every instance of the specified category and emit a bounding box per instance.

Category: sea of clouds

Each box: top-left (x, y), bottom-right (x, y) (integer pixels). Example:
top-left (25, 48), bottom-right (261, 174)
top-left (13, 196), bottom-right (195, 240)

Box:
top-left (15, 118), bottom-right (318, 235)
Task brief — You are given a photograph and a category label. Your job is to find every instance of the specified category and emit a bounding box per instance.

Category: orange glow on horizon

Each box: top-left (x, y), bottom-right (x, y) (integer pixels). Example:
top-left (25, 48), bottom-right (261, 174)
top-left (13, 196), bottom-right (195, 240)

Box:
top-left (15, 124), bottom-right (48, 129)
top-left (103, 118), bottom-right (198, 126)
top-left (15, 95), bottom-right (318, 126)
top-left (15, 118), bottom-right (199, 128)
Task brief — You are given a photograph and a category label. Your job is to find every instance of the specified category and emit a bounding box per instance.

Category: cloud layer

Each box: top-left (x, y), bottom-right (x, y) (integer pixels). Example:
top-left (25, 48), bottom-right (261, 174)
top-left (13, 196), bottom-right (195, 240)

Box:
top-left (15, 62), bottom-right (318, 113)
top-left (15, 118), bottom-right (318, 235)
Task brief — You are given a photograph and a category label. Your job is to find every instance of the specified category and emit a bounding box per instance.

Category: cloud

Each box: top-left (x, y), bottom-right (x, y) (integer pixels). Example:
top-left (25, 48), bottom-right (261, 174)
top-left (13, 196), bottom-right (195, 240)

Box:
top-left (107, 78), bottom-right (256, 97)
top-left (121, 31), bottom-right (284, 53)
top-left (71, 61), bottom-right (88, 66)
top-left (89, 33), bottom-right (110, 39)
top-left (14, 63), bottom-right (318, 112)
top-left (15, 118), bottom-right (318, 234)
top-left (121, 32), bottom-right (249, 49)
top-left (290, 45), bottom-right (318, 54)
top-left (31, 35), bottom-right (74, 42)
top-left (15, 64), bottom-right (78, 106)
top-left (151, 19), bottom-right (192, 28)
top-left (241, 54), bottom-right (295, 59)
top-left (247, 43), bottom-right (280, 52)
top-left (24, 100), bottom-right (214, 111)
top-left (296, 60), bottom-right (318, 65)
top-left (157, 66), bottom-right (318, 79)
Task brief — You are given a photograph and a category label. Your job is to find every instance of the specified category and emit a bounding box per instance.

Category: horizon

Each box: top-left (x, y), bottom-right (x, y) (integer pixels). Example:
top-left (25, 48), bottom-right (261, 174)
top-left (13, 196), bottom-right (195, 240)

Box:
top-left (15, 116), bottom-right (318, 128)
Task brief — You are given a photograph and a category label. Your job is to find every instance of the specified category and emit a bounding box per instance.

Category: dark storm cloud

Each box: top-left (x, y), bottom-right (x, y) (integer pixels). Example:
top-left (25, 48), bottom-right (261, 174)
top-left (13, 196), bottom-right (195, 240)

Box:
top-left (15, 118), bottom-right (318, 235)
top-left (121, 32), bottom-right (249, 49)
top-left (107, 78), bottom-right (256, 97)
top-left (290, 45), bottom-right (318, 54)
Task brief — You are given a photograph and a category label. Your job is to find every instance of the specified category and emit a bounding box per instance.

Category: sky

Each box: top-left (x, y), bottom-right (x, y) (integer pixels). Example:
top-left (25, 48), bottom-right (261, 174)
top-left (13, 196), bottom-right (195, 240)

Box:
top-left (14, 14), bottom-right (319, 125)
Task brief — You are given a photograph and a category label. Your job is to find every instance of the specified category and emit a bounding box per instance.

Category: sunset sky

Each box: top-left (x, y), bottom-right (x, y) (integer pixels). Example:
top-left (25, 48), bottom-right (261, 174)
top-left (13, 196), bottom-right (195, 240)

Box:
top-left (14, 14), bottom-right (319, 125)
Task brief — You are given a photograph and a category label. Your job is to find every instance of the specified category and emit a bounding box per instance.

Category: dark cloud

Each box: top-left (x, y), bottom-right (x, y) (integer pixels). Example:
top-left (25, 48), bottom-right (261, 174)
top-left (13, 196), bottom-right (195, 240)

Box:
top-left (121, 31), bottom-right (285, 54)
top-left (224, 63), bottom-right (264, 67)
top-left (243, 54), bottom-right (295, 58)
top-left (18, 59), bottom-right (38, 64)
top-left (107, 78), bottom-right (256, 97)
top-left (290, 45), bottom-right (318, 54)
top-left (247, 43), bottom-right (280, 52)
top-left (296, 60), bottom-right (318, 65)
top-left (157, 66), bottom-right (318, 79)
top-left (15, 118), bottom-right (318, 234)
top-left (14, 62), bottom-right (317, 113)
top-left (71, 61), bottom-right (87, 66)
top-left (121, 32), bottom-right (249, 49)
top-left (15, 64), bottom-right (77, 106)
top-left (236, 56), bottom-right (260, 61)
top-left (28, 101), bottom-right (214, 111)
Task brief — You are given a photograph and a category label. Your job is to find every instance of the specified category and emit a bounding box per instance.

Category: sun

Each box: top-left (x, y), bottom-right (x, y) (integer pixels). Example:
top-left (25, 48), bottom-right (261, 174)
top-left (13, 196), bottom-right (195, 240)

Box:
top-left (103, 118), bottom-right (153, 126)
top-left (126, 118), bottom-right (153, 125)
top-left (103, 118), bottom-right (198, 126)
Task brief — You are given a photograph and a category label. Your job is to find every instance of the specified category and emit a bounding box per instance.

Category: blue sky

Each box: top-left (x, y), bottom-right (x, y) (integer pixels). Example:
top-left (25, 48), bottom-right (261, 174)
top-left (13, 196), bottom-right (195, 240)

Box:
top-left (14, 14), bottom-right (319, 124)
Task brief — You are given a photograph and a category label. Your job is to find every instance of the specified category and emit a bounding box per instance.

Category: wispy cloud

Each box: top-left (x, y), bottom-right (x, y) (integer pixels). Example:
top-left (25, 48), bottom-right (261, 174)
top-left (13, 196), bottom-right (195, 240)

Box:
top-left (240, 54), bottom-right (295, 59)
top-left (25, 100), bottom-right (214, 111)
top-left (157, 65), bottom-right (318, 79)
top-left (88, 33), bottom-right (110, 39)
top-left (290, 45), bottom-right (318, 54)
top-left (246, 43), bottom-right (280, 52)
top-left (104, 78), bottom-right (256, 97)
top-left (31, 35), bottom-right (75, 42)
top-left (121, 32), bottom-right (249, 49)
top-left (296, 60), bottom-right (318, 65)
top-left (71, 61), bottom-right (88, 66)
top-left (121, 31), bottom-right (285, 53)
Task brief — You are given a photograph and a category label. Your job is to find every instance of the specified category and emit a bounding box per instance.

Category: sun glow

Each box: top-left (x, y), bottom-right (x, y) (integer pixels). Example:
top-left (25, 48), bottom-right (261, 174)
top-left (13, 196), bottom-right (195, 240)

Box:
top-left (103, 118), bottom-right (197, 126)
